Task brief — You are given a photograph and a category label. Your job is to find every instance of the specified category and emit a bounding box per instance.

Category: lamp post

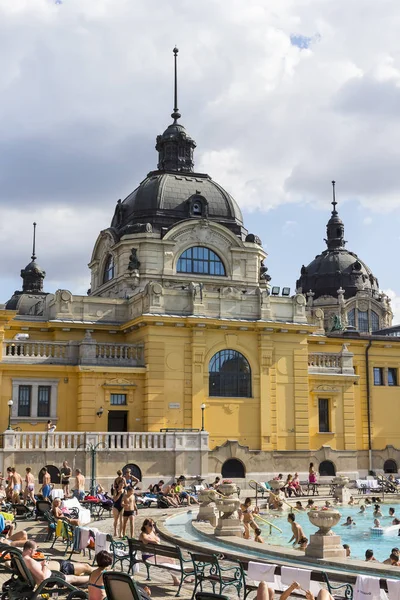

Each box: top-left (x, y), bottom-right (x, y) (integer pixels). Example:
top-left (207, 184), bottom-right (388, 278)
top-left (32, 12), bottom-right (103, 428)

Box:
top-left (7, 400), bottom-right (13, 430)
top-left (76, 440), bottom-right (107, 496)
top-left (201, 403), bottom-right (206, 432)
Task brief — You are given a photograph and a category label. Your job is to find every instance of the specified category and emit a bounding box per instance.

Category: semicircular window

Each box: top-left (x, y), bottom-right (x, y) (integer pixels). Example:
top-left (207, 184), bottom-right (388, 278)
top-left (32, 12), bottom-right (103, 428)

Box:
top-left (103, 255), bottom-right (115, 283)
top-left (209, 350), bottom-right (251, 397)
top-left (177, 246), bottom-right (225, 276)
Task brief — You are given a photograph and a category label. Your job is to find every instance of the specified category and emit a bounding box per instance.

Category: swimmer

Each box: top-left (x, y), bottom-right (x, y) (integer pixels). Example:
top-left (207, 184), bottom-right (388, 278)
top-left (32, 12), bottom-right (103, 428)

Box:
top-left (365, 549), bottom-right (377, 562)
top-left (325, 501), bottom-right (332, 508)
top-left (373, 505), bottom-right (383, 518)
top-left (240, 497), bottom-right (259, 539)
top-left (288, 513), bottom-right (308, 550)
top-left (359, 505), bottom-right (366, 514)
top-left (373, 518), bottom-right (381, 528)
top-left (306, 499), bottom-right (315, 510)
top-left (254, 527), bottom-right (264, 543)
top-left (295, 501), bottom-right (305, 511)
top-left (389, 507), bottom-right (396, 518)
top-left (383, 548), bottom-right (399, 565)
top-left (343, 544), bottom-right (351, 558)
top-left (342, 516), bottom-right (355, 527)
top-left (348, 496), bottom-right (359, 506)
top-left (365, 498), bottom-right (372, 505)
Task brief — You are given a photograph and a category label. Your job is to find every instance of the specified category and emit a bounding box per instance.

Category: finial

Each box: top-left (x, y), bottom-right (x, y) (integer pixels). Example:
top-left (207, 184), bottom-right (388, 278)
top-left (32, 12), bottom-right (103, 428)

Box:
top-left (171, 46), bottom-right (181, 123)
top-left (31, 222), bottom-right (37, 261)
top-left (331, 180), bottom-right (337, 214)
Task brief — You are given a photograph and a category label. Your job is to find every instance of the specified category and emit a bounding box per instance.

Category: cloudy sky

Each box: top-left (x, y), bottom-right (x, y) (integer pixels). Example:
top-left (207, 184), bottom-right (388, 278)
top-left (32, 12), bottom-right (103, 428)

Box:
top-left (1, 0), bottom-right (400, 319)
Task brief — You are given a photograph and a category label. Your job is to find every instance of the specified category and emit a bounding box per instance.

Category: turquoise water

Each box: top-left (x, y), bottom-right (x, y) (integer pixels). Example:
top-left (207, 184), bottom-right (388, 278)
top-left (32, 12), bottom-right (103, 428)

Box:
top-left (256, 504), bottom-right (400, 562)
top-left (165, 503), bottom-right (400, 564)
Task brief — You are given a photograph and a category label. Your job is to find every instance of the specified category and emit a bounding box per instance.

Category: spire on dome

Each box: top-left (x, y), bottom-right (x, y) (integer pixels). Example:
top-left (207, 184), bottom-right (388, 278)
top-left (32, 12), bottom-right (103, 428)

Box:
top-left (325, 180), bottom-right (346, 251)
top-left (21, 222), bottom-right (46, 293)
top-left (156, 47), bottom-right (196, 173)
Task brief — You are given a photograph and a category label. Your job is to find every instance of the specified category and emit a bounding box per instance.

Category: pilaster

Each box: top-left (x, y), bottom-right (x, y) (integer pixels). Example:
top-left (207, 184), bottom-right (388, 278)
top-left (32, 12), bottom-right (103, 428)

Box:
top-left (294, 347), bottom-right (310, 450)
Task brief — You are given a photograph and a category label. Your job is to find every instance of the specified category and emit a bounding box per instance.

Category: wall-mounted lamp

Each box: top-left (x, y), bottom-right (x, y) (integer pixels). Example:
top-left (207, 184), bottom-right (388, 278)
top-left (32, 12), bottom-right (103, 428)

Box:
top-left (96, 407), bottom-right (104, 418)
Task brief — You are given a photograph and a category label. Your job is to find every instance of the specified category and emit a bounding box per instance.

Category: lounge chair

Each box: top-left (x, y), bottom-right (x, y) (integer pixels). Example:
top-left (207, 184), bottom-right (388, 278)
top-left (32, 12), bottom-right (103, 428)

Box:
top-left (103, 571), bottom-right (142, 600)
top-left (35, 499), bottom-right (52, 520)
top-left (7, 551), bottom-right (87, 600)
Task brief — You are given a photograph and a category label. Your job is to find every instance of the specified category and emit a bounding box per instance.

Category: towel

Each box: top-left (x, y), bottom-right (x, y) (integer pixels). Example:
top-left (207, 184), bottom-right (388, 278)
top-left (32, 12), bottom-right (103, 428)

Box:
top-left (281, 566), bottom-right (311, 591)
top-left (95, 531), bottom-right (109, 554)
top-left (73, 527), bottom-right (81, 552)
top-left (387, 580), bottom-right (400, 600)
top-left (248, 562), bottom-right (276, 583)
top-left (80, 527), bottom-right (91, 549)
top-left (354, 576), bottom-right (381, 600)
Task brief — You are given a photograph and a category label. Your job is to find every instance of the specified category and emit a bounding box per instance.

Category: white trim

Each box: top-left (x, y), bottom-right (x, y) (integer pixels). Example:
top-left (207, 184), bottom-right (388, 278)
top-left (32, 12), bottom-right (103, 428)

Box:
top-left (11, 378), bottom-right (59, 420)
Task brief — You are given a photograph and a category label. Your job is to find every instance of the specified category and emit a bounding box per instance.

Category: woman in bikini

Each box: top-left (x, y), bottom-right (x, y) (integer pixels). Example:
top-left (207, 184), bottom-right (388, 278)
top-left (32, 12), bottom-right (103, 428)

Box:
top-left (139, 519), bottom-right (179, 585)
top-left (24, 468), bottom-right (35, 505)
top-left (112, 485), bottom-right (124, 537)
top-left (51, 498), bottom-right (79, 526)
top-left (240, 497), bottom-right (259, 539)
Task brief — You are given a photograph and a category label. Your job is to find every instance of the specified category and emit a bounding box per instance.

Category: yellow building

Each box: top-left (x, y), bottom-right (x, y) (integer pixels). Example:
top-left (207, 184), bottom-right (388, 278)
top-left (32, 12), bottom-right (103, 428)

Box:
top-left (1, 63), bottom-right (399, 485)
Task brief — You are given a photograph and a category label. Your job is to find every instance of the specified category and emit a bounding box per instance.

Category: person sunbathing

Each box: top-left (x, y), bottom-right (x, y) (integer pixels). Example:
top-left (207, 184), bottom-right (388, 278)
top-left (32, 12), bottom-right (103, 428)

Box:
top-left (51, 498), bottom-right (79, 526)
top-left (139, 519), bottom-right (179, 585)
top-left (89, 551), bottom-right (152, 600)
top-left (22, 540), bottom-right (93, 585)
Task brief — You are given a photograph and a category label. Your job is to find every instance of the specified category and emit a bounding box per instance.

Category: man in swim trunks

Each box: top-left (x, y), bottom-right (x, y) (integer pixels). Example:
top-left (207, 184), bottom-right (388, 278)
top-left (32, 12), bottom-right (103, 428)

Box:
top-left (122, 486), bottom-right (137, 538)
top-left (23, 468), bottom-right (35, 505)
top-left (73, 469), bottom-right (85, 501)
top-left (10, 468), bottom-right (23, 504)
top-left (384, 547), bottom-right (399, 564)
top-left (22, 540), bottom-right (93, 585)
top-left (60, 461), bottom-right (72, 498)
top-left (288, 513), bottom-right (308, 550)
top-left (41, 468), bottom-right (51, 500)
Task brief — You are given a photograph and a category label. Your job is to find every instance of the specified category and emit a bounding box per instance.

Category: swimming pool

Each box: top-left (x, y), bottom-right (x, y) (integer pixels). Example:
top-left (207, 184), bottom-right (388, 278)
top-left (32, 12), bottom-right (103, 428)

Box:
top-left (165, 502), bottom-right (400, 563)
top-left (255, 503), bottom-right (400, 562)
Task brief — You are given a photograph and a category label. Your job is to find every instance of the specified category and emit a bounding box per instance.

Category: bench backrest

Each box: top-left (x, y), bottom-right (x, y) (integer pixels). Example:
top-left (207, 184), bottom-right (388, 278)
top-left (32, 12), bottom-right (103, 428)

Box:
top-left (127, 538), bottom-right (181, 561)
top-left (104, 571), bottom-right (142, 600)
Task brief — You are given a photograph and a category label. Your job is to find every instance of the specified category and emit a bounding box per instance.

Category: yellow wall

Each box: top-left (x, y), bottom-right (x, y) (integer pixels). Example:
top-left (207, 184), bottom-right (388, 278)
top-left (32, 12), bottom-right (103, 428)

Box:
top-left (2, 309), bottom-right (400, 454)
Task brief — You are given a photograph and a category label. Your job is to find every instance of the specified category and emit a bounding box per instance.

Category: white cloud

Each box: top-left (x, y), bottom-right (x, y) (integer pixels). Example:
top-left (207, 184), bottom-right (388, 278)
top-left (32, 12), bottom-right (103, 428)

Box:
top-left (1, 0), bottom-right (400, 297)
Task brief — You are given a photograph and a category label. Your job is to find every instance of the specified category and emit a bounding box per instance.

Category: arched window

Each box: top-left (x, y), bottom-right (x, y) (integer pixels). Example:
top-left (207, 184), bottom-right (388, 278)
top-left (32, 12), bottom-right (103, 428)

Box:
top-left (221, 458), bottom-right (245, 479)
top-left (122, 463), bottom-right (142, 481)
top-left (209, 350), bottom-right (251, 397)
top-left (384, 459), bottom-right (398, 474)
top-left (177, 246), bottom-right (225, 276)
top-left (103, 255), bottom-right (115, 283)
top-left (347, 308), bottom-right (355, 328)
top-left (318, 460), bottom-right (336, 477)
top-left (358, 310), bottom-right (369, 332)
top-left (371, 310), bottom-right (379, 332)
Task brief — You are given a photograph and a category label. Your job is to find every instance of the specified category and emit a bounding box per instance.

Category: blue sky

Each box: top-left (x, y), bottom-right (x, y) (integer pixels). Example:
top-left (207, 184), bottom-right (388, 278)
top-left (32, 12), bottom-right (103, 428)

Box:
top-left (1, 0), bottom-right (400, 319)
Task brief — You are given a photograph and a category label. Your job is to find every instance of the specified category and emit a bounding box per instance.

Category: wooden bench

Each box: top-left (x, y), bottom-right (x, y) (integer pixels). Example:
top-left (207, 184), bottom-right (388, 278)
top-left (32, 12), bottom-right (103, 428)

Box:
top-left (127, 539), bottom-right (194, 597)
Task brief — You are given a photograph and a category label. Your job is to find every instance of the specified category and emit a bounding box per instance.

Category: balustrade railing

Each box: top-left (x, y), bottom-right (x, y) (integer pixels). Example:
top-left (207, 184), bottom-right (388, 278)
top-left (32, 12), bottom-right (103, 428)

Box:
top-left (3, 341), bottom-right (71, 363)
top-left (2, 430), bottom-right (207, 452)
top-left (96, 343), bottom-right (144, 366)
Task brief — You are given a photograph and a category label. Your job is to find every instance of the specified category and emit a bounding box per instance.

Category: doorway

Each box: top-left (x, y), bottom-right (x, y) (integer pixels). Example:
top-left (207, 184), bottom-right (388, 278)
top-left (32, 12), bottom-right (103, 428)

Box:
top-left (108, 410), bottom-right (128, 432)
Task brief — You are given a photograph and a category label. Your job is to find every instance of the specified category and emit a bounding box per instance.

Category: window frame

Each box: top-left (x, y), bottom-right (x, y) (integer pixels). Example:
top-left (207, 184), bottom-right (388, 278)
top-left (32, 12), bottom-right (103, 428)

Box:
top-left (103, 255), bottom-right (115, 283)
top-left (388, 368), bottom-right (398, 387)
top-left (209, 349), bottom-right (252, 398)
top-left (11, 379), bottom-right (59, 423)
top-left (318, 398), bottom-right (330, 433)
top-left (18, 385), bottom-right (32, 417)
top-left (373, 367), bottom-right (383, 386)
top-left (177, 246), bottom-right (226, 277)
top-left (110, 393), bottom-right (127, 406)
top-left (37, 385), bottom-right (51, 417)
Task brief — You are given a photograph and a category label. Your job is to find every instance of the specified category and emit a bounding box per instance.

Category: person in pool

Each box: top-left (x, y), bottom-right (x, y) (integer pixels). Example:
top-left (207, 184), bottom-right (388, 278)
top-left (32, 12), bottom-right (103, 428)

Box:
top-left (342, 516), bottom-right (355, 527)
top-left (288, 513), bottom-right (308, 550)
top-left (343, 544), bottom-right (351, 557)
top-left (359, 505), bottom-right (366, 514)
top-left (383, 548), bottom-right (399, 565)
top-left (240, 497), bottom-right (259, 539)
top-left (373, 504), bottom-right (383, 518)
top-left (306, 499), bottom-right (315, 510)
top-left (254, 527), bottom-right (264, 543)
top-left (295, 501), bottom-right (305, 511)
top-left (365, 549), bottom-right (377, 562)
top-left (373, 518), bottom-right (381, 528)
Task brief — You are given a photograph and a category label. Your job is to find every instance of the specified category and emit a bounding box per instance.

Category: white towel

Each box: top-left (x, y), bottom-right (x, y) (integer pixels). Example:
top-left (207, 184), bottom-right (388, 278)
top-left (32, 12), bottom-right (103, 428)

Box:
top-left (95, 531), bottom-right (109, 554)
top-left (354, 576), bottom-right (381, 600)
top-left (80, 527), bottom-right (91, 549)
top-left (281, 566), bottom-right (311, 591)
top-left (247, 562), bottom-right (276, 583)
top-left (387, 580), bottom-right (400, 600)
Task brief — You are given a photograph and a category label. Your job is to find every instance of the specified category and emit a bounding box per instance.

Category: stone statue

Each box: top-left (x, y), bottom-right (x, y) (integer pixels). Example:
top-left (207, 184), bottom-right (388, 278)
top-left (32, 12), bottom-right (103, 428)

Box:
top-left (306, 290), bottom-right (315, 307)
top-left (114, 199), bottom-right (124, 225)
top-left (189, 282), bottom-right (204, 302)
top-left (260, 261), bottom-right (271, 282)
top-left (128, 248), bottom-right (141, 271)
top-left (330, 314), bottom-right (342, 331)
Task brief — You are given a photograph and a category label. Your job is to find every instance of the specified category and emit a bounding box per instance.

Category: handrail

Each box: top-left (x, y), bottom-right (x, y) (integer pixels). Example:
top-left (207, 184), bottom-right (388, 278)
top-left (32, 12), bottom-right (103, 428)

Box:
top-left (254, 513), bottom-right (282, 533)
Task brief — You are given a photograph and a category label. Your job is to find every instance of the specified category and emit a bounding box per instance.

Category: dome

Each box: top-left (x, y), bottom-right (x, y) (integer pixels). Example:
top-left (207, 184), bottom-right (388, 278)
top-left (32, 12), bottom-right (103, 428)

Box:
top-left (297, 182), bottom-right (379, 300)
top-left (111, 170), bottom-right (245, 238)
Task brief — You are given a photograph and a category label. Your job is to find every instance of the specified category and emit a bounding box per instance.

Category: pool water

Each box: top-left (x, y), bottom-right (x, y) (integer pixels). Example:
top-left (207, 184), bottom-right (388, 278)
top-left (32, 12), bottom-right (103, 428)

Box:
top-left (256, 503), bottom-right (400, 562)
top-left (165, 503), bottom-right (400, 565)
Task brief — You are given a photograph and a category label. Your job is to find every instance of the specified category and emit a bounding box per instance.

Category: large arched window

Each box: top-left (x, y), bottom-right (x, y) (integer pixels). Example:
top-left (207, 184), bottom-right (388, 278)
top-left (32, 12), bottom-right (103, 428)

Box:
top-left (209, 350), bottom-right (251, 397)
top-left (177, 246), bottom-right (225, 276)
top-left (103, 255), bottom-right (115, 283)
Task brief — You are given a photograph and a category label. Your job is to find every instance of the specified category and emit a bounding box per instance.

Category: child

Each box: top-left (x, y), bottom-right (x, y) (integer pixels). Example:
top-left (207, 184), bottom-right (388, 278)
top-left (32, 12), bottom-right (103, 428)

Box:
top-left (254, 527), bottom-right (264, 543)
top-left (122, 486), bottom-right (137, 538)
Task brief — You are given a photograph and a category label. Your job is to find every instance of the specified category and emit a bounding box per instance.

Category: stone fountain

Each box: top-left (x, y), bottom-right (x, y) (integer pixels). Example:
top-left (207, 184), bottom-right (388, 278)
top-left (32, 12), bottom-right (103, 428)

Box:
top-left (305, 508), bottom-right (345, 558)
top-left (332, 475), bottom-right (351, 503)
top-left (214, 482), bottom-right (242, 537)
top-left (197, 489), bottom-right (218, 527)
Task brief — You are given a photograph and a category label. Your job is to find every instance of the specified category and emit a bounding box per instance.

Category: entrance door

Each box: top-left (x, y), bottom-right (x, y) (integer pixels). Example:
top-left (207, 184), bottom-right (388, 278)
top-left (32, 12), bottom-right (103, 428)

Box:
top-left (108, 410), bottom-right (128, 432)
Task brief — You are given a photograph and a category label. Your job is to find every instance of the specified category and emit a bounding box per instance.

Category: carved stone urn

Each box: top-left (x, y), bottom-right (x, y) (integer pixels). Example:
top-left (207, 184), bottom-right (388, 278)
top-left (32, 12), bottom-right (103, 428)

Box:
top-left (214, 482), bottom-right (242, 537)
top-left (305, 509), bottom-right (345, 559)
top-left (332, 475), bottom-right (351, 502)
top-left (197, 489), bottom-right (218, 527)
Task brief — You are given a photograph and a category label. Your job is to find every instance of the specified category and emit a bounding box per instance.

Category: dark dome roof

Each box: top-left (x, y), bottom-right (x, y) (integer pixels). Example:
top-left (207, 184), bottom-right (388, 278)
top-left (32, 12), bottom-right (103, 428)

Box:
top-left (297, 184), bottom-right (379, 300)
top-left (111, 170), bottom-right (245, 237)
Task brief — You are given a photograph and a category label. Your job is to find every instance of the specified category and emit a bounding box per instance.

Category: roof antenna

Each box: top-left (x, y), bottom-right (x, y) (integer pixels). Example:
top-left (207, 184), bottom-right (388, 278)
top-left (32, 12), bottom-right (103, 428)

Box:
top-left (31, 222), bottom-right (37, 261)
top-left (171, 46), bottom-right (181, 123)
top-left (331, 180), bottom-right (337, 214)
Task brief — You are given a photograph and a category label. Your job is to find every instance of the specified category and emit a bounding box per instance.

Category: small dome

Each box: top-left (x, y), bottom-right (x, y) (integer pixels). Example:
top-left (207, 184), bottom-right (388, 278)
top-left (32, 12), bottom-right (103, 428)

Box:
top-left (297, 183), bottom-right (379, 300)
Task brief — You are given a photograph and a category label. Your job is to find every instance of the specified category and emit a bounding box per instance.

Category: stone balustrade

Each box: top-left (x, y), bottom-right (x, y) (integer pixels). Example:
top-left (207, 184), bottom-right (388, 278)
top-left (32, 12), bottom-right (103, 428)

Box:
top-left (2, 340), bottom-right (145, 367)
top-left (3, 430), bottom-right (208, 452)
top-left (308, 345), bottom-right (355, 375)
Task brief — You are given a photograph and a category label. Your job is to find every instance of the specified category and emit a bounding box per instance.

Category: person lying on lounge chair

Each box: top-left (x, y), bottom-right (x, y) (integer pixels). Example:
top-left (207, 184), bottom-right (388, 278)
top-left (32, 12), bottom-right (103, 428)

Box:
top-left (23, 540), bottom-right (93, 586)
